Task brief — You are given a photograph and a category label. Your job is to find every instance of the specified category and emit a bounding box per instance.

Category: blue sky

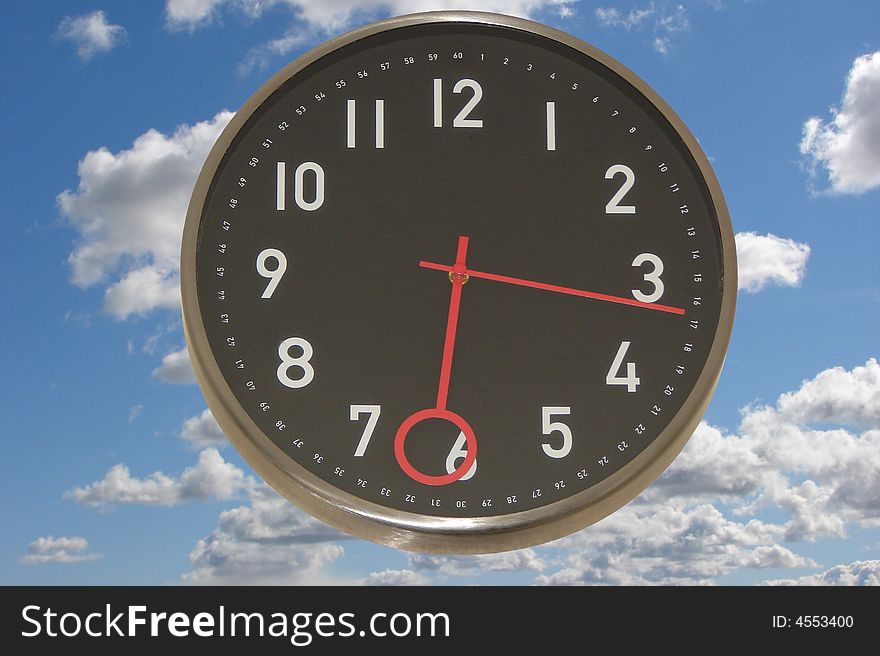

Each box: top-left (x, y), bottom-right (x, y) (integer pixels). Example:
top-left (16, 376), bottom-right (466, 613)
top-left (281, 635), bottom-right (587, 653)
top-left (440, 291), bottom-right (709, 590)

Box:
top-left (2, 0), bottom-right (878, 585)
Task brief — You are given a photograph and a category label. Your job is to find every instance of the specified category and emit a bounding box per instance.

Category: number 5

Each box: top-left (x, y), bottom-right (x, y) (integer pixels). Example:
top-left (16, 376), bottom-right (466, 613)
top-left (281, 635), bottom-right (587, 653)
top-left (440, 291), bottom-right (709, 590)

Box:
top-left (541, 407), bottom-right (572, 458)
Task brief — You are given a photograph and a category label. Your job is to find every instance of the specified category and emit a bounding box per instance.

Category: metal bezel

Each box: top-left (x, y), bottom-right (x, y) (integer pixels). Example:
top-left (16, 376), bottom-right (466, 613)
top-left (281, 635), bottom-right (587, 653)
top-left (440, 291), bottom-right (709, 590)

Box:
top-left (181, 11), bottom-right (736, 554)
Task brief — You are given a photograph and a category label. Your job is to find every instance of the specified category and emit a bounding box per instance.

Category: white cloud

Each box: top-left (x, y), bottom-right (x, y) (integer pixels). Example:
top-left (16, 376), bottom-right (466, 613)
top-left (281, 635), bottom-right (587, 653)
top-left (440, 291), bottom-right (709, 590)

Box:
top-left (595, 2), bottom-right (689, 55)
top-left (735, 231), bottom-right (811, 293)
top-left (20, 536), bottom-right (103, 565)
top-left (127, 404), bottom-right (145, 423)
top-left (650, 421), bottom-right (764, 500)
top-left (57, 10), bottom-right (127, 61)
top-left (177, 359), bottom-right (880, 586)
top-left (165, 1), bottom-right (573, 71)
top-left (800, 51), bottom-right (880, 194)
top-left (531, 358), bottom-right (880, 584)
top-left (59, 111), bottom-right (234, 319)
top-left (776, 358), bottom-right (880, 427)
top-left (165, 0), bottom-right (229, 29)
top-left (153, 347), bottom-right (196, 384)
top-left (180, 409), bottom-right (228, 448)
top-left (104, 267), bottom-right (182, 319)
top-left (537, 503), bottom-right (815, 585)
top-left (409, 549), bottom-right (546, 577)
top-left (167, 0), bottom-right (573, 31)
top-left (595, 5), bottom-right (655, 30)
top-left (557, 4), bottom-right (576, 18)
top-left (183, 483), bottom-right (347, 584)
top-left (66, 448), bottom-right (249, 507)
top-left (734, 419), bottom-right (880, 541)
top-left (357, 569), bottom-right (429, 585)
top-left (664, 358), bottom-right (880, 546)
top-left (763, 560), bottom-right (880, 586)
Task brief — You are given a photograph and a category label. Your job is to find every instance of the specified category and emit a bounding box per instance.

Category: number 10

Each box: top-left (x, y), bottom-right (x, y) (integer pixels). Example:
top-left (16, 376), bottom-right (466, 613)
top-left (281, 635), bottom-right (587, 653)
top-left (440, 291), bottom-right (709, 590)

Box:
top-left (276, 161), bottom-right (325, 211)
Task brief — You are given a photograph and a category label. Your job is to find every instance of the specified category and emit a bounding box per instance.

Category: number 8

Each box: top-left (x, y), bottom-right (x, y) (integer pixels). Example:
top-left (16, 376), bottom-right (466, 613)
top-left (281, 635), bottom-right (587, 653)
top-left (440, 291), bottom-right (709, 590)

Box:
top-left (277, 337), bottom-right (315, 388)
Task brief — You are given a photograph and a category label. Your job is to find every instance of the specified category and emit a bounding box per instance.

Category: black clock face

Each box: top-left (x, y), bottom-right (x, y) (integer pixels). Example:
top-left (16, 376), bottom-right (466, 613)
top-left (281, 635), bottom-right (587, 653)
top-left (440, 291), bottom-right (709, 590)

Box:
top-left (185, 15), bottom-right (733, 548)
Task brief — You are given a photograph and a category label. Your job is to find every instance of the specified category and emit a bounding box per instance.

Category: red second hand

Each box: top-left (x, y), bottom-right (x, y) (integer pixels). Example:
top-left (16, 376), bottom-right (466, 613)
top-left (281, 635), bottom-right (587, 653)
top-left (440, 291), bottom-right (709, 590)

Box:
top-left (419, 259), bottom-right (686, 315)
top-left (435, 235), bottom-right (469, 410)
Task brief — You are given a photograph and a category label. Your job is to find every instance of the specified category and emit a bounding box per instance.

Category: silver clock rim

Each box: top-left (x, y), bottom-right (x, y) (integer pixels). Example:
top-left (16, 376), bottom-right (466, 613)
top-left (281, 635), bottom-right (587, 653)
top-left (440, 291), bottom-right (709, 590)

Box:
top-left (180, 10), bottom-right (737, 554)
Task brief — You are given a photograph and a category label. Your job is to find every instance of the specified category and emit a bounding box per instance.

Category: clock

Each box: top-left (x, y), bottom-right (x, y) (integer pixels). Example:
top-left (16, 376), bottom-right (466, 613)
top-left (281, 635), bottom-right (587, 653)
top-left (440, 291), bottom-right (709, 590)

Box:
top-left (181, 11), bottom-right (736, 554)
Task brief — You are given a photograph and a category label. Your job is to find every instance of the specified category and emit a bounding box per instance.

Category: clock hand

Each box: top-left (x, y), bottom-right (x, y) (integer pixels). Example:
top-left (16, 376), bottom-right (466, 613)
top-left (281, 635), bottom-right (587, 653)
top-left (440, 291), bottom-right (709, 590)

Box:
top-left (419, 258), bottom-right (686, 316)
top-left (436, 235), bottom-right (469, 410)
top-left (393, 235), bottom-right (477, 487)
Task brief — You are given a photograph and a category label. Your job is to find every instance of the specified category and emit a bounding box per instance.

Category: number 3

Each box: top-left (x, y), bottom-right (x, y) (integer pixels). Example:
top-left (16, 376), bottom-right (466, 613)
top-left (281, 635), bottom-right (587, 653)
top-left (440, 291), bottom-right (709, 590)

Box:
top-left (631, 253), bottom-right (664, 303)
top-left (277, 337), bottom-right (314, 388)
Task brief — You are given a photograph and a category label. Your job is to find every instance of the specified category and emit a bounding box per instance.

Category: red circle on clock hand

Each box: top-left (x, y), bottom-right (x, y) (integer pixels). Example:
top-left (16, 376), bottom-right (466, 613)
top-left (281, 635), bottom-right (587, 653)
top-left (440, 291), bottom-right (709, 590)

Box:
top-left (394, 409), bottom-right (477, 486)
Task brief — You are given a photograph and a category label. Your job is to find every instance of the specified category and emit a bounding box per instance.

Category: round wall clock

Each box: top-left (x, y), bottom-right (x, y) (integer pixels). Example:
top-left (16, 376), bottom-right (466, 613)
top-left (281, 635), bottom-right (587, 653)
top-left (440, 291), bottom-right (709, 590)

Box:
top-left (182, 11), bottom-right (736, 553)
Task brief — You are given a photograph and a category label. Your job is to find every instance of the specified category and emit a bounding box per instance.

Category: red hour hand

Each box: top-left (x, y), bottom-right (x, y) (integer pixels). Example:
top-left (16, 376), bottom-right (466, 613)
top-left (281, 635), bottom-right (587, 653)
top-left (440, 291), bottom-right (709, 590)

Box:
top-left (419, 257), bottom-right (686, 315)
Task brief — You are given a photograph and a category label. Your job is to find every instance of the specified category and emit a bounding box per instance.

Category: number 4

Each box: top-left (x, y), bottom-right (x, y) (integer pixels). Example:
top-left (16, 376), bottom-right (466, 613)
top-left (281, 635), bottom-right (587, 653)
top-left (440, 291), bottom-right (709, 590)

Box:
top-left (606, 341), bottom-right (640, 392)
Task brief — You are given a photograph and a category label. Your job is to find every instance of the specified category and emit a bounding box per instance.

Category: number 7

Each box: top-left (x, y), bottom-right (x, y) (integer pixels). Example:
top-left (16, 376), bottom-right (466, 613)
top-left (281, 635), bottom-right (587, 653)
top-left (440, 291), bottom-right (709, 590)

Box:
top-left (350, 404), bottom-right (381, 456)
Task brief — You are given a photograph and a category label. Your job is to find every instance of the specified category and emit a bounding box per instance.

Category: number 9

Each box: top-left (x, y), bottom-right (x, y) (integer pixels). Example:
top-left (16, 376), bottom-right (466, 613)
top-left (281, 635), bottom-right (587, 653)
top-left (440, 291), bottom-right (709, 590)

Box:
top-left (257, 248), bottom-right (287, 298)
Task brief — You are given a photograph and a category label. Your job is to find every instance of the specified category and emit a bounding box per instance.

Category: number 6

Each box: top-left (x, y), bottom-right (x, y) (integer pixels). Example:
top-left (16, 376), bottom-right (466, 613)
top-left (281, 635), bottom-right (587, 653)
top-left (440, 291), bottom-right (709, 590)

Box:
top-left (445, 432), bottom-right (477, 480)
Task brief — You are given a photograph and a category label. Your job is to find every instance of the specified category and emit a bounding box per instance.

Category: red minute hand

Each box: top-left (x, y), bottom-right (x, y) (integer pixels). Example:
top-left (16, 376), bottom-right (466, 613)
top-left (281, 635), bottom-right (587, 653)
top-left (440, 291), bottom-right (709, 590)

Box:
top-left (435, 235), bottom-right (469, 410)
top-left (419, 258), bottom-right (686, 315)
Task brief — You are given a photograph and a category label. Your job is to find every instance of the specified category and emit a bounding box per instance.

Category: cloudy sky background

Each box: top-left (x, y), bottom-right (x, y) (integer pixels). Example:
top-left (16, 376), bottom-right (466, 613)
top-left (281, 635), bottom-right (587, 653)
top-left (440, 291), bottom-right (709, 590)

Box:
top-left (2, 0), bottom-right (878, 585)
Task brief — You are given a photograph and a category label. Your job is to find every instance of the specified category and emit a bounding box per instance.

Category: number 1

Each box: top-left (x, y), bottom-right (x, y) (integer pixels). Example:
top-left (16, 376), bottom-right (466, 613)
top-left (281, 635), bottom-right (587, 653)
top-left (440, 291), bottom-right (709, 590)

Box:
top-left (546, 101), bottom-right (556, 151)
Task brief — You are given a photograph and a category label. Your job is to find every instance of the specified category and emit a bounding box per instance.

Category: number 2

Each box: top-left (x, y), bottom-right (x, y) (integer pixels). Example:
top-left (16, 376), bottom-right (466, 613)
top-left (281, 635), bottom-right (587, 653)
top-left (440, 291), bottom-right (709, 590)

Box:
top-left (605, 164), bottom-right (636, 214)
